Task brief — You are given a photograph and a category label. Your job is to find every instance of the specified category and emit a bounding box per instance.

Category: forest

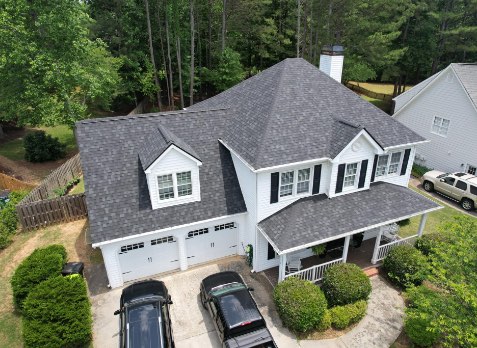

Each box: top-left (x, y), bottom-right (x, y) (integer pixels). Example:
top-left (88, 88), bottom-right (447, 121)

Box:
top-left (1, 0), bottom-right (476, 127)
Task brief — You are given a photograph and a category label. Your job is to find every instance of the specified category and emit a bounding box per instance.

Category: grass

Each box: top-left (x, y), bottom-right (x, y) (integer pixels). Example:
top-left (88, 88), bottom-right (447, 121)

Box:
top-left (361, 95), bottom-right (390, 112)
top-left (349, 81), bottom-right (413, 95)
top-left (0, 125), bottom-right (76, 161)
top-left (68, 177), bottom-right (85, 195)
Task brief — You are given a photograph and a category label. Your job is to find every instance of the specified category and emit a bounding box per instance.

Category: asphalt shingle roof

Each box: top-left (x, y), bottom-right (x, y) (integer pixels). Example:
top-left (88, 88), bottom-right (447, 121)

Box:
top-left (452, 63), bottom-right (477, 109)
top-left (190, 58), bottom-right (425, 169)
top-left (76, 109), bottom-right (247, 244)
top-left (258, 182), bottom-right (441, 253)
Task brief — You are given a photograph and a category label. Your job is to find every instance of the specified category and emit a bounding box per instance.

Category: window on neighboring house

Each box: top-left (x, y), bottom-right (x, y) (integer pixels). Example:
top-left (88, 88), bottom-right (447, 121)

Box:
top-left (343, 162), bottom-right (359, 188)
top-left (432, 116), bottom-right (450, 136)
top-left (279, 171), bottom-right (294, 197)
top-left (177, 171), bottom-right (192, 196)
top-left (158, 174), bottom-right (174, 200)
top-left (375, 152), bottom-right (403, 177)
top-left (466, 164), bottom-right (476, 176)
top-left (297, 168), bottom-right (311, 194)
top-left (157, 171), bottom-right (193, 201)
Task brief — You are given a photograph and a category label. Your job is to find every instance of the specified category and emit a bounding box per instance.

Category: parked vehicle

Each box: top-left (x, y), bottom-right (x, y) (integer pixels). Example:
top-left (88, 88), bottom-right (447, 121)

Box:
top-left (200, 271), bottom-right (277, 348)
top-left (114, 280), bottom-right (174, 348)
top-left (421, 171), bottom-right (477, 211)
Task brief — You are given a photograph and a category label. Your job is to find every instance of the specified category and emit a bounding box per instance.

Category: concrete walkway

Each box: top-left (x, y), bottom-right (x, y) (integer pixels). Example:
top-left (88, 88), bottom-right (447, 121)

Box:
top-left (300, 276), bottom-right (405, 348)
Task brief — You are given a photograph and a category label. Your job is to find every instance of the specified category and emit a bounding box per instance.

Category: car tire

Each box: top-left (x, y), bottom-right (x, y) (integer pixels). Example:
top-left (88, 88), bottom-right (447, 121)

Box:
top-left (423, 181), bottom-right (434, 192)
top-left (461, 198), bottom-right (474, 211)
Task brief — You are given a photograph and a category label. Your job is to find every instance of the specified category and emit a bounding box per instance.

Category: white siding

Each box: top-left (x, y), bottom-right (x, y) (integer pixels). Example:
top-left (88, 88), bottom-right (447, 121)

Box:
top-left (395, 68), bottom-right (477, 173)
top-left (146, 147), bottom-right (201, 209)
top-left (100, 244), bottom-right (123, 288)
top-left (319, 54), bottom-right (344, 83)
top-left (393, 73), bottom-right (439, 113)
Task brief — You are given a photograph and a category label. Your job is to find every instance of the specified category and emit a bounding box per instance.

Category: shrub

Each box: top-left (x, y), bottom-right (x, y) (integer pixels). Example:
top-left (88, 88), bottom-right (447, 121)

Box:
top-left (383, 245), bottom-right (428, 288)
top-left (329, 300), bottom-right (367, 329)
top-left (274, 277), bottom-right (328, 333)
top-left (404, 311), bottom-right (440, 347)
top-left (23, 130), bottom-right (66, 162)
top-left (23, 275), bottom-right (92, 348)
top-left (411, 164), bottom-right (432, 178)
top-left (316, 309), bottom-right (332, 331)
top-left (322, 263), bottom-right (371, 306)
top-left (311, 244), bottom-right (326, 256)
top-left (0, 190), bottom-right (28, 235)
top-left (0, 224), bottom-right (12, 249)
top-left (415, 233), bottom-right (449, 256)
top-left (11, 245), bottom-right (67, 309)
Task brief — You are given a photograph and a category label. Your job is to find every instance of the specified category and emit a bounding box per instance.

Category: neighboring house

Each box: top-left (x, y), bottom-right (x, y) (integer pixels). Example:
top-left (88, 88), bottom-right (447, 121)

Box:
top-left (76, 49), bottom-right (441, 289)
top-left (393, 63), bottom-right (477, 174)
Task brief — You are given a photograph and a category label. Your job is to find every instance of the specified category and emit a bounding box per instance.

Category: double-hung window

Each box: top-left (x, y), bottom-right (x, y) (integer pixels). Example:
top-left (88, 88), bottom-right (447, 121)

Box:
top-left (343, 162), bottom-right (359, 188)
top-left (157, 171), bottom-right (193, 200)
top-left (432, 116), bottom-right (450, 136)
top-left (297, 168), bottom-right (311, 194)
top-left (280, 171), bottom-right (294, 197)
top-left (279, 168), bottom-right (312, 198)
top-left (375, 152), bottom-right (402, 177)
top-left (387, 152), bottom-right (402, 174)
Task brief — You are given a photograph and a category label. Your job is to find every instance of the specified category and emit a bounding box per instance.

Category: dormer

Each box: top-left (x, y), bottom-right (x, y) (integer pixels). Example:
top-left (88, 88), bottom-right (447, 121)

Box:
top-left (139, 125), bottom-right (202, 209)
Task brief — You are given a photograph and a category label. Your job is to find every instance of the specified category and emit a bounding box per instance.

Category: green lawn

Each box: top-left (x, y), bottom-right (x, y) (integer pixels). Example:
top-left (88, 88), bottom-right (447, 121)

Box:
top-left (0, 125), bottom-right (76, 161)
top-left (361, 95), bottom-right (390, 112)
top-left (68, 177), bottom-right (85, 195)
top-left (349, 81), bottom-right (413, 95)
top-left (398, 187), bottom-right (474, 238)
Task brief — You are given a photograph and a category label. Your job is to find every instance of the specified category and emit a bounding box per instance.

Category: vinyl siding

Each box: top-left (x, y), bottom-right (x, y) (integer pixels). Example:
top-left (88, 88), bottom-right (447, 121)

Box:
top-left (100, 244), bottom-right (123, 288)
top-left (393, 73), bottom-right (439, 113)
top-left (375, 147), bottom-right (415, 187)
top-left (319, 54), bottom-right (344, 82)
top-left (395, 68), bottom-right (477, 173)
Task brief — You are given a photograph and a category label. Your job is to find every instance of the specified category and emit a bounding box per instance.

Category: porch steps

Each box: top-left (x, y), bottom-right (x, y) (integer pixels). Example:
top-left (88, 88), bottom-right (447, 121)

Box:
top-left (363, 267), bottom-right (379, 278)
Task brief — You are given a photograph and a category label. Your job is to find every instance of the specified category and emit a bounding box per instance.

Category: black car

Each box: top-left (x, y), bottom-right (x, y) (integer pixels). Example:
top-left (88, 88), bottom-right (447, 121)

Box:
top-left (114, 280), bottom-right (174, 348)
top-left (200, 271), bottom-right (277, 348)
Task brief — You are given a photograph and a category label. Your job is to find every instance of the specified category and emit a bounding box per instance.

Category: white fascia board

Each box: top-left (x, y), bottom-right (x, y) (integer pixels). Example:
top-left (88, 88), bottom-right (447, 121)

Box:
top-left (92, 212), bottom-right (247, 248)
top-left (332, 129), bottom-right (384, 162)
top-left (383, 140), bottom-right (430, 151)
top-left (256, 225), bottom-right (282, 255)
top-left (145, 144), bottom-right (202, 174)
top-left (264, 205), bottom-right (442, 255)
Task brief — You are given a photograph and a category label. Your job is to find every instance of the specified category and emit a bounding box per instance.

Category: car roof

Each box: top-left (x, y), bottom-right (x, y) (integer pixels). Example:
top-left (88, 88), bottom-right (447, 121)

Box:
top-left (121, 280), bottom-right (168, 305)
top-left (450, 172), bottom-right (477, 182)
top-left (127, 301), bottom-right (164, 348)
top-left (218, 289), bottom-right (263, 330)
top-left (202, 271), bottom-right (245, 294)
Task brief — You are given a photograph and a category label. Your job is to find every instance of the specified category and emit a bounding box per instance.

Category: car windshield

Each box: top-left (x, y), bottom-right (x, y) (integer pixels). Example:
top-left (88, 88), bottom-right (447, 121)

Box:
top-left (437, 173), bottom-right (450, 179)
top-left (127, 303), bottom-right (164, 348)
top-left (210, 282), bottom-right (246, 297)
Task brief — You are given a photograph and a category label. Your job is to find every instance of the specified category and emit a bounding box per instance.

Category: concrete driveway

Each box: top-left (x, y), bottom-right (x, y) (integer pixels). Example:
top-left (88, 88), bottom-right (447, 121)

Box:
top-left (90, 256), bottom-right (299, 348)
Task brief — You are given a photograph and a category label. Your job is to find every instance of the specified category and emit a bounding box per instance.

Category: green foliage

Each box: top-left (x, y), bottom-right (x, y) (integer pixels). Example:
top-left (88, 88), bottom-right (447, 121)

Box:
top-left (22, 275), bottom-right (92, 348)
top-left (322, 263), bottom-right (371, 307)
top-left (11, 245), bottom-right (67, 310)
top-left (0, 190), bottom-right (28, 249)
top-left (273, 277), bottom-right (328, 333)
top-left (329, 300), bottom-right (367, 330)
top-left (415, 233), bottom-right (449, 256)
top-left (23, 131), bottom-right (66, 162)
top-left (203, 48), bottom-right (245, 92)
top-left (411, 164), bottom-right (432, 178)
top-left (343, 56), bottom-right (377, 82)
top-left (52, 177), bottom-right (81, 198)
top-left (383, 245), bottom-right (428, 288)
top-left (316, 309), bottom-right (332, 332)
top-left (311, 244), bottom-right (326, 256)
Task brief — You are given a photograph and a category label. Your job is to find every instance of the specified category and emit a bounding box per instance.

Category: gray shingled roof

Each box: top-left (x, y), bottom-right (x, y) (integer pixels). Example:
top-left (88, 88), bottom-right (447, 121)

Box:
top-left (76, 109), bottom-right (247, 244)
top-left (452, 63), bottom-right (477, 109)
top-left (138, 124), bottom-right (200, 170)
top-left (258, 182), bottom-right (441, 253)
top-left (189, 58), bottom-right (425, 169)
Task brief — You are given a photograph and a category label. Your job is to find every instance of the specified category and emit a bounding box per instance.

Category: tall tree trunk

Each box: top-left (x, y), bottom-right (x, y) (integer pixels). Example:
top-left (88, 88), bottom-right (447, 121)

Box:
top-left (189, 0), bottom-right (195, 106)
top-left (308, 0), bottom-right (313, 61)
top-left (144, 0), bottom-right (162, 110)
top-left (164, 0), bottom-right (174, 108)
top-left (0, 125), bottom-right (4, 139)
top-left (207, 0), bottom-right (212, 68)
top-left (176, 37), bottom-right (185, 109)
top-left (296, 0), bottom-right (301, 57)
top-left (302, 0), bottom-right (308, 59)
top-left (221, 0), bottom-right (226, 52)
top-left (157, 1), bottom-right (171, 107)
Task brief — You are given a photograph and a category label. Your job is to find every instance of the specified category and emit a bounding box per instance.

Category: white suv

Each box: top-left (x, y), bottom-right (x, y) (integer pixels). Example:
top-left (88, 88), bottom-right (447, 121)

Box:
top-left (421, 171), bottom-right (477, 211)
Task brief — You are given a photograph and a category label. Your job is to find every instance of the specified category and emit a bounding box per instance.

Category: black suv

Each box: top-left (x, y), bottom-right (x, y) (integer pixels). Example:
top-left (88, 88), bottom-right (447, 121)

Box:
top-left (200, 271), bottom-right (277, 348)
top-left (114, 280), bottom-right (174, 348)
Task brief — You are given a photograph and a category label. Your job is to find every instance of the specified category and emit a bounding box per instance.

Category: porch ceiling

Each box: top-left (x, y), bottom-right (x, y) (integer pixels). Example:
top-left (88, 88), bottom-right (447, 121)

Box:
top-left (258, 182), bottom-right (442, 254)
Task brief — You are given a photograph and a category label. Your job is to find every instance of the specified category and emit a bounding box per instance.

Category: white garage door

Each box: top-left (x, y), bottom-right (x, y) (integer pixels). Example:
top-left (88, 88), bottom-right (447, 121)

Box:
top-left (119, 236), bottom-right (180, 283)
top-left (186, 222), bottom-right (237, 266)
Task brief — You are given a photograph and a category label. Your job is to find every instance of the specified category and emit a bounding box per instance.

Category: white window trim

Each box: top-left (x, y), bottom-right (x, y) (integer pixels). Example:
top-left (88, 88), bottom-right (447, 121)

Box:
top-left (375, 151), bottom-right (403, 178)
top-left (157, 170), bottom-right (193, 202)
top-left (431, 116), bottom-right (450, 137)
top-left (343, 162), bottom-right (361, 191)
top-left (278, 166), bottom-right (313, 201)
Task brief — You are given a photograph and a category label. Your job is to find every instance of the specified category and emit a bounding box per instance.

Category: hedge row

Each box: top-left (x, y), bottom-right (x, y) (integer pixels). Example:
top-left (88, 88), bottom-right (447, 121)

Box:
top-left (329, 300), bottom-right (367, 329)
top-left (0, 190), bottom-right (29, 249)
top-left (11, 245), bottom-right (67, 310)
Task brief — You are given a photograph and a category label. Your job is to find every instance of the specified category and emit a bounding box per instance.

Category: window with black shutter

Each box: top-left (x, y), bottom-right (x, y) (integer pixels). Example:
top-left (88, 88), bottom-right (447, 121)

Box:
top-left (335, 163), bottom-right (346, 193)
top-left (267, 243), bottom-right (277, 260)
top-left (358, 160), bottom-right (368, 188)
top-left (312, 164), bottom-right (322, 194)
top-left (371, 155), bottom-right (378, 182)
top-left (270, 172), bottom-right (279, 203)
top-left (400, 149), bottom-right (411, 176)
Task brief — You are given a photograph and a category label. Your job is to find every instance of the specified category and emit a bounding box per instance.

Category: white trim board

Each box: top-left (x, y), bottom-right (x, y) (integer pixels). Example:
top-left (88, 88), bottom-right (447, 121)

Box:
top-left (145, 144), bottom-right (202, 174)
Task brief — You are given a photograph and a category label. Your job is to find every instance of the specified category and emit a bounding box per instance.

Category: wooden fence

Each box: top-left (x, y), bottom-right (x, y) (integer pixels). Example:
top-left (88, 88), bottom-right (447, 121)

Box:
top-left (0, 173), bottom-right (36, 191)
top-left (346, 83), bottom-right (394, 102)
top-left (16, 194), bottom-right (88, 230)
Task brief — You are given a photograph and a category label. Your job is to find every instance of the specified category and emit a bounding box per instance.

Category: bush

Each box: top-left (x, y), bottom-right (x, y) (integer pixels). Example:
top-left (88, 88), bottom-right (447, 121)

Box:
top-left (274, 277), bottom-right (328, 333)
top-left (329, 300), bottom-right (367, 329)
top-left (322, 263), bottom-right (371, 306)
top-left (11, 245), bottom-right (67, 310)
top-left (23, 275), bottom-right (92, 348)
top-left (383, 245), bottom-right (428, 288)
top-left (411, 164), bottom-right (432, 178)
top-left (404, 311), bottom-right (440, 347)
top-left (23, 131), bottom-right (66, 162)
top-left (0, 224), bottom-right (12, 249)
top-left (0, 190), bottom-right (29, 250)
top-left (316, 309), bottom-right (332, 331)
top-left (415, 233), bottom-right (448, 256)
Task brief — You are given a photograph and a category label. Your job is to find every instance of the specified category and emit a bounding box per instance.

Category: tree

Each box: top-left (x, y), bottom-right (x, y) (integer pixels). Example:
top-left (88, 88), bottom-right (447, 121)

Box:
top-left (202, 48), bottom-right (245, 91)
top-left (0, 0), bottom-right (120, 126)
top-left (144, 0), bottom-right (162, 109)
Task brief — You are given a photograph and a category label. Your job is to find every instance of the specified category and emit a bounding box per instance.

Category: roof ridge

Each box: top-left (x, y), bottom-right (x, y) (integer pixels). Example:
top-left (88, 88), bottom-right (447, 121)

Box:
top-left (76, 107), bottom-right (230, 125)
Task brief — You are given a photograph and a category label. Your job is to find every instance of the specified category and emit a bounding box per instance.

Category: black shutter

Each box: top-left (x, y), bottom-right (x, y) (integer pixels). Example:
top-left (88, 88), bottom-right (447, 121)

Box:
top-left (312, 164), bottom-right (322, 194)
top-left (371, 155), bottom-right (378, 182)
top-left (267, 243), bottom-right (276, 260)
top-left (400, 149), bottom-right (411, 176)
top-left (358, 160), bottom-right (368, 188)
top-left (335, 164), bottom-right (346, 194)
top-left (270, 172), bottom-right (279, 203)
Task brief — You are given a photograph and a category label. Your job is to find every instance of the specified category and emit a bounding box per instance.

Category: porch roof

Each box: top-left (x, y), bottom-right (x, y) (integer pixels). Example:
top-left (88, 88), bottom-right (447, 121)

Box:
top-left (258, 182), bottom-right (442, 254)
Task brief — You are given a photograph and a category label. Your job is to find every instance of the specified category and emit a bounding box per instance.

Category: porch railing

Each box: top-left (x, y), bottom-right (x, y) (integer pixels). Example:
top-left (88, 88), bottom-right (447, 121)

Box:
top-left (376, 235), bottom-right (418, 262)
top-left (284, 258), bottom-right (344, 283)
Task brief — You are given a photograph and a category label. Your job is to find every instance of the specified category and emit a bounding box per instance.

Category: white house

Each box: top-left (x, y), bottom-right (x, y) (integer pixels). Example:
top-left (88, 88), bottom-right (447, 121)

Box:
top-left (393, 63), bottom-right (477, 174)
top-left (76, 49), bottom-right (441, 289)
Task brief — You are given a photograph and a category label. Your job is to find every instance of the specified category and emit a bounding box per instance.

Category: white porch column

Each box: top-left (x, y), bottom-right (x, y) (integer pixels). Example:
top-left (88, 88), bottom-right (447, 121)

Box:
top-left (177, 235), bottom-right (188, 271)
top-left (417, 213), bottom-right (428, 237)
top-left (278, 253), bottom-right (287, 282)
top-left (342, 235), bottom-right (351, 263)
top-left (371, 226), bottom-right (384, 264)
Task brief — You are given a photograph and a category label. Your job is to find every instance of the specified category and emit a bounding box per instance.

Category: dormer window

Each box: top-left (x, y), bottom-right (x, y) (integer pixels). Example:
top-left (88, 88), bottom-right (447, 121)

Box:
top-left (158, 174), bottom-right (175, 200)
top-left (279, 168), bottom-right (311, 198)
top-left (158, 171), bottom-right (193, 201)
top-left (177, 171), bottom-right (192, 196)
top-left (343, 162), bottom-right (359, 188)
